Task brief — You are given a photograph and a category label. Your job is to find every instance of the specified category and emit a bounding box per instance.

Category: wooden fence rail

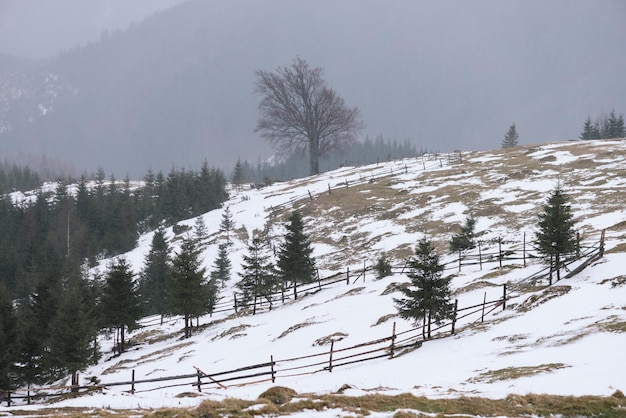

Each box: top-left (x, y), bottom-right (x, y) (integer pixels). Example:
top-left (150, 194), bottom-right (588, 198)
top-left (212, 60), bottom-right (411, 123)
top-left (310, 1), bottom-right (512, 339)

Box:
top-left (3, 231), bottom-right (605, 406)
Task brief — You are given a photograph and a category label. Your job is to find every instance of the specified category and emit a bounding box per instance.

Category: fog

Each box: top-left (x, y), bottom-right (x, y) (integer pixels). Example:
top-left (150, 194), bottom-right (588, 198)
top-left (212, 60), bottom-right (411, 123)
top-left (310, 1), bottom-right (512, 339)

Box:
top-left (1, 0), bottom-right (625, 177)
top-left (0, 0), bottom-right (185, 58)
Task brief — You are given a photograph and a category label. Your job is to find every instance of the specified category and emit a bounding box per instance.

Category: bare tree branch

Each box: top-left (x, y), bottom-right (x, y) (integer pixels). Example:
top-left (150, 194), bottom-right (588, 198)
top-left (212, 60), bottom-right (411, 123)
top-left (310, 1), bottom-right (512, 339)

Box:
top-left (254, 57), bottom-right (364, 175)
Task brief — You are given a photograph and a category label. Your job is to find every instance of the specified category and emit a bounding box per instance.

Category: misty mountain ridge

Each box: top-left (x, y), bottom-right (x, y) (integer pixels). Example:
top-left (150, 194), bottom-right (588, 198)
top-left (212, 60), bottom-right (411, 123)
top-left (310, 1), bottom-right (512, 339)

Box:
top-left (2, 0), bottom-right (625, 180)
top-left (4, 138), bottom-right (625, 416)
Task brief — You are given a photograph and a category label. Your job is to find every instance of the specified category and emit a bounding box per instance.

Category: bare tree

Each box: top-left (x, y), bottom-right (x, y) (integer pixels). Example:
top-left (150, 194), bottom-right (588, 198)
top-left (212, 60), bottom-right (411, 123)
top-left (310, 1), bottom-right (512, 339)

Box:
top-left (255, 57), bottom-right (364, 175)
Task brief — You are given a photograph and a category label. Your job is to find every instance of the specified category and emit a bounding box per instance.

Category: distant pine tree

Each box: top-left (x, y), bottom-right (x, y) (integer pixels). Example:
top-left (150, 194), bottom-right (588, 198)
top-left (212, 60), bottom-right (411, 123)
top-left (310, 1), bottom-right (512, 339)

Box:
top-left (374, 254), bottom-right (392, 279)
top-left (237, 235), bottom-right (277, 314)
top-left (580, 116), bottom-right (600, 140)
top-left (219, 206), bottom-right (235, 244)
top-left (232, 157), bottom-right (246, 189)
top-left (536, 184), bottom-right (577, 283)
top-left (168, 236), bottom-right (208, 338)
top-left (277, 211), bottom-right (316, 301)
top-left (101, 258), bottom-right (142, 354)
top-left (501, 123), bottom-right (519, 148)
top-left (47, 271), bottom-right (96, 388)
top-left (394, 239), bottom-right (453, 339)
top-left (0, 283), bottom-right (15, 392)
top-left (449, 216), bottom-right (476, 253)
top-left (139, 227), bottom-right (171, 321)
top-left (210, 242), bottom-right (232, 289)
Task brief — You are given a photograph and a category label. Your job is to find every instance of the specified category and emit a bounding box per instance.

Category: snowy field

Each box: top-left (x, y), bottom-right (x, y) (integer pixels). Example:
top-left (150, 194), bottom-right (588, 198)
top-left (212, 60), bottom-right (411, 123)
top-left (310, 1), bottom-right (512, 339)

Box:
top-left (3, 139), bottom-right (626, 416)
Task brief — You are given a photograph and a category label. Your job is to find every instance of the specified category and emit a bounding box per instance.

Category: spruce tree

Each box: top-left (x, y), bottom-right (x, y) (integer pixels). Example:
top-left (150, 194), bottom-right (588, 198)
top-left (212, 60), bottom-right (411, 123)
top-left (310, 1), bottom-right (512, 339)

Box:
top-left (219, 206), bottom-right (235, 244)
top-left (47, 271), bottom-right (95, 388)
top-left (139, 227), bottom-right (170, 320)
top-left (210, 242), bottom-right (232, 289)
top-left (232, 157), bottom-right (246, 189)
top-left (394, 239), bottom-right (453, 339)
top-left (449, 216), bottom-right (476, 253)
top-left (0, 283), bottom-right (15, 392)
top-left (101, 257), bottom-right (142, 354)
top-left (168, 236), bottom-right (208, 338)
top-left (194, 216), bottom-right (209, 248)
top-left (14, 262), bottom-right (62, 385)
top-left (536, 184), bottom-right (577, 283)
top-left (238, 235), bottom-right (278, 314)
top-left (580, 116), bottom-right (600, 140)
top-left (374, 254), bottom-right (392, 279)
top-left (501, 123), bottom-right (519, 148)
top-left (276, 211), bottom-right (316, 300)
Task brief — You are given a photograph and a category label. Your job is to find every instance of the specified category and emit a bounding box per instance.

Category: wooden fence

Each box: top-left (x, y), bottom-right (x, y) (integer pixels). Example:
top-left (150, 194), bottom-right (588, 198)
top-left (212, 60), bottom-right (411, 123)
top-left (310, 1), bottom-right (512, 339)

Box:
top-left (2, 230), bottom-right (605, 406)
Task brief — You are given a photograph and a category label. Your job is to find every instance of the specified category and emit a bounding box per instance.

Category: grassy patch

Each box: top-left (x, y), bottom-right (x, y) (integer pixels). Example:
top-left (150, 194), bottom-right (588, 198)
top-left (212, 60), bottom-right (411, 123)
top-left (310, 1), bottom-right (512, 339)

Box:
top-left (314, 332), bottom-right (348, 346)
top-left (211, 324), bottom-right (251, 341)
top-left (373, 313), bottom-right (397, 327)
top-left (276, 321), bottom-right (319, 340)
top-left (9, 390), bottom-right (626, 417)
top-left (517, 285), bottom-right (571, 312)
top-left (469, 363), bottom-right (569, 383)
top-left (600, 275), bottom-right (626, 288)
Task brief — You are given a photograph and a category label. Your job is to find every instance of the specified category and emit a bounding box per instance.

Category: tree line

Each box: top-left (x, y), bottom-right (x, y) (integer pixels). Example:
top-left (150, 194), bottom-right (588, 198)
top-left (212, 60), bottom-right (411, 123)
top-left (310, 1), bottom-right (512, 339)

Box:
top-left (0, 207), bottom-right (317, 393)
top-left (579, 110), bottom-right (626, 140)
top-left (233, 135), bottom-right (424, 186)
top-left (0, 161), bottom-right (227, 301)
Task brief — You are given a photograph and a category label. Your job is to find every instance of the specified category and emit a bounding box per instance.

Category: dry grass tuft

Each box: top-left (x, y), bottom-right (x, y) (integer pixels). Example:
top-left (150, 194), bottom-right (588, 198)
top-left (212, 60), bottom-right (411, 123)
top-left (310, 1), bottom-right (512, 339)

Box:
top-left (257, 386), bottom-right (297, 405)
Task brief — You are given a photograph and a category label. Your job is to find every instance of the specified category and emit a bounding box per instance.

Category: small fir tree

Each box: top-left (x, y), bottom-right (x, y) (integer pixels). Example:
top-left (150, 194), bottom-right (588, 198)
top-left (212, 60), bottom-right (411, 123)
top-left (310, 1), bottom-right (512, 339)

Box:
top-left (168, 236), bottom-right (208, 338)
top-left (237, 235), bottom-right (278, 314)
top-left (276, 211), bottom-right (316, 300)
top-left (536, 184), bottom-right (577, 283)
top-left (449, 216), bottom-right (476, 253)
top-left (0, 283), bottom-right (15, 391)
top-left (47, 272), bottom-right (95, 388)
top-left (138, 227), bottom-right (171, 322)
top-left (232, 157), bottom-right (246, 189)
top-left (194, 216), bottom-right (209, 248)
top-left (219, 206), bottom-right (235, 244)
top-left (374, 254), bottom-right (393, 279)
top-left (394, 239), bottom-right (453, 339)
top-left (101, 257), bottom-right (142, 354)
top-left (501, 123), bottom-right (519, 148)
top-left (210, 242), bottom-right (232, 288)
top-left (580, 116), bottom-right (601, 140)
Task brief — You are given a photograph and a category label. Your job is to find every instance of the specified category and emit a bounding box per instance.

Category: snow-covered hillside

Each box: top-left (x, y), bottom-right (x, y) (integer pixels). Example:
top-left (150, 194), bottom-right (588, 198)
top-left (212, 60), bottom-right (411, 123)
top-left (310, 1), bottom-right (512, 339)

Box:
top-left (4, 139), bottom-right (626, 414)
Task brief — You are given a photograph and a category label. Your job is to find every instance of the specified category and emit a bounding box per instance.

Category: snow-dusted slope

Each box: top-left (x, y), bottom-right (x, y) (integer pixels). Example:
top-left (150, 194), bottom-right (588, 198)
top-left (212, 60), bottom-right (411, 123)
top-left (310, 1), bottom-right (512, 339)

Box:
top-left (5, 139), bottom-right (626, 412)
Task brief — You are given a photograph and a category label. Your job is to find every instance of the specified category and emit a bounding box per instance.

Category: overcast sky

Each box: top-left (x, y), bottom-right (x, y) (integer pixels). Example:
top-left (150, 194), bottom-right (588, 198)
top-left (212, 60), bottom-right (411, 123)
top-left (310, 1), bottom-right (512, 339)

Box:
top-left (1, 0), bottom-right (625, 177)
top-left (0, 0), bottom-right (186, 58)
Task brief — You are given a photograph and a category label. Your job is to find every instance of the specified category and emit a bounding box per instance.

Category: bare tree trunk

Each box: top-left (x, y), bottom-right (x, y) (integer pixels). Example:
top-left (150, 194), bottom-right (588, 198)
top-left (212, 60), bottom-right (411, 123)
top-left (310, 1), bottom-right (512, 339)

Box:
top-left (309, 138), bottom-right (320, 175)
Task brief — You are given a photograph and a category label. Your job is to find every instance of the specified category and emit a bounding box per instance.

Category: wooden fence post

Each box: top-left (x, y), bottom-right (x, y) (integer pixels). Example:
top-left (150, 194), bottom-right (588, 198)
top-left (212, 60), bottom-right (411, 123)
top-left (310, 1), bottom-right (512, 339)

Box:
top-left (502, 284), bottom-right (507, 311)
top-left (363, 260), bottom-right (366, 282)
top-left (317, 269), bottom-right (321, 289)
top-left (328, 341), bottom-right (334, 372)
top-left (271, 355), bottom-right (276, 383)
top-left (498, 237), bottom-right (503, 269)
top-left (389, 321), bottom-right (397, 359)
top-left (131, 369), bottom-right (135, 394)
top-left (481, 292), bottom-right (487, 322)
top-left (478, 242), bottom-right (483, 270)
top-left (196, 369), bottom-right (202, 392)
top-left (451, 299), bottom-right (458, 335)
top-left (458, 250), bottom-right (462, 272)
top-left (234, 294), bottom-right (238, 313)
top-left (328, 183), bottom-right (331, 194)
top-left (523, 232), bottom-right (527, 267)
top-left (308, 190), bottom-right (313, 200)
top-left (599, 229), bottom-right (606, 256)
top-left (346, 267), bottom-right (350, 285)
